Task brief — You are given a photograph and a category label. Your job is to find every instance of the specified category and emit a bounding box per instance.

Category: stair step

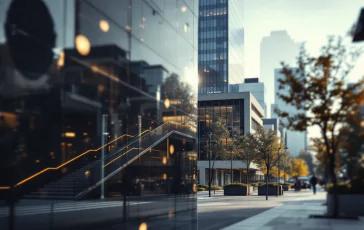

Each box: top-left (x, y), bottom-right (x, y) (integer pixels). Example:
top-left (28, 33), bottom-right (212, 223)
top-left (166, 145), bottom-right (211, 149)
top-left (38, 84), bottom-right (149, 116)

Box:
top-left (24, 195), bottom-right (75, 200)
top-left (31, 191), bottom-right (79, 196)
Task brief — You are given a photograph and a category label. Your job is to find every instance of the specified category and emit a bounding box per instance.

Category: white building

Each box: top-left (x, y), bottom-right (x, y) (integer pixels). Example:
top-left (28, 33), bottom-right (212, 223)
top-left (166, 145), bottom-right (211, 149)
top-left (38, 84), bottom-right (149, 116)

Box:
top-left (271, 68), bottom-right (307, 157)
top-left (229, 78), bottom-right (268, 118)
top-left (197, 92), bottom-right (265, 186)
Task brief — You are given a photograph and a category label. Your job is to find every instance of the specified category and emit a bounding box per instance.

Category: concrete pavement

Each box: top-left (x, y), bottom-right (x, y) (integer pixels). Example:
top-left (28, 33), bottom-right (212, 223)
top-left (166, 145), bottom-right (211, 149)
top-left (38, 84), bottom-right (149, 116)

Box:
top-left (223, 190), bottom-right (364, 230)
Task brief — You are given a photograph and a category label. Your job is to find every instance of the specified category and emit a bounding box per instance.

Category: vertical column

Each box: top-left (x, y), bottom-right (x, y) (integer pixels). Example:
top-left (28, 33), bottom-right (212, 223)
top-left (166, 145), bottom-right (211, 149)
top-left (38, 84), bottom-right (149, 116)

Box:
top-left (101, 114), bottom-right (108, 199)
top-left (199, 168), bottom-right (206, 185)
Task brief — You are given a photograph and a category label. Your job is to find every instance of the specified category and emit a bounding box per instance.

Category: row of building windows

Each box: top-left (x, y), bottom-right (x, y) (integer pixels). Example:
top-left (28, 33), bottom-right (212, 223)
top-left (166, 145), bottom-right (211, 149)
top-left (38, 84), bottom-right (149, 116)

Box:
top-left (198, 49), bottom-right (228, 55)
top-left (198, 63), bottom-right (227, 72)
top-left (200, 0), bottom-right (227, 7)
top-left (199, 53), bottom-right (227, 61)
top-left (199, 30), bottom-right (227, 40)
top-left (199, 9), bottom-right (227, 18)
top-left (252, 104), bottom-right (263, 118)
top-left (199, 41), bottom-right (227, 49)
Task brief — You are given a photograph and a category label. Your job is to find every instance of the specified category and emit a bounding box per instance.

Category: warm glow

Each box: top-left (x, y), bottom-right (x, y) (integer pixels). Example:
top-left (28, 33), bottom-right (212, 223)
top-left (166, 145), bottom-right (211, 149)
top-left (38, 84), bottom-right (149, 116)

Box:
top-left (14, 133), bottom-right (133, 187)
top-left (164, 98), bottom-right (170, 109)
top-left (139, 223), bottom-right (148, 230)
top-left (184, 23), bottom-right (189, 33)
top-left (193, 184), bottom-right (197, 193)
top-left (169, 144), bottom-right (175, 155)
top-left (85, 170), bottom-right (90, 178)
top-left (97, 84), bottom-right (105, 93)
top-left (57, 51), bottom-right (64, 67)
top-left (65, 132), bottom-right (76, 138)
top-left (163, 173), bottom-right (167, 180)
top-left (181, 6), bottom-right (187, 13)
top-left (35, 160), bottom-right (40, 163)
top-left (99, 20), bottom-right (110, 32)
top-left (75, 35), bottom-right (91, 56)
top-left (162, 156), bottom-right (167, 165)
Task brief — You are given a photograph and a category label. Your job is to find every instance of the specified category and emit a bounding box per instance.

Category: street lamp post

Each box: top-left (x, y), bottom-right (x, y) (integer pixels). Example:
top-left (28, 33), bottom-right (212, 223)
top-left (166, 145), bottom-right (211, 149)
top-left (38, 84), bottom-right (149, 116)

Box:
top-left (277, 147), bottom-right (281, 196)
top-left (208, 132), bottom-right (212, 197)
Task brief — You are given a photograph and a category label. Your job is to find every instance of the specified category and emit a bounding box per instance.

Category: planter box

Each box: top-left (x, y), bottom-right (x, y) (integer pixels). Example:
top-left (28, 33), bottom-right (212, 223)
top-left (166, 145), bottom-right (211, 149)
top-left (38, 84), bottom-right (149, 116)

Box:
top-left (327, 194), bottom-right (364, 217)
top-left (224, 186), bottom-right (252, 196)
top-left (282, 185), bottom-right (290, 191)
top-left (258, 185), bottom-right (283, 196)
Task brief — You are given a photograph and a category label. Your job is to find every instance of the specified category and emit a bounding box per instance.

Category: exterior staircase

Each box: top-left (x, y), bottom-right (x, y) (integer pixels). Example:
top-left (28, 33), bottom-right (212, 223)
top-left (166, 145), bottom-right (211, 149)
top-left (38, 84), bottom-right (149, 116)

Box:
top-left (23, 121), bottom-right (195, 200)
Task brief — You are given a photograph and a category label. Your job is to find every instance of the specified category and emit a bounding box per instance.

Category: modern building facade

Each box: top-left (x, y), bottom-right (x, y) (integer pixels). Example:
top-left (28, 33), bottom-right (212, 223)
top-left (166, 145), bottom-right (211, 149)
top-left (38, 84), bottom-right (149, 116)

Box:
top-left (229, 78), bottom-right (268, 117)
top-left (197, 92), bottom-right (265, 186)
top-left (198, 0), bottom-right (244, 95)
top-left (272, 68), bottom-right (307, 157)
top-left (260, 30), bottom-right (300, 117)
top-left (0, 0), bottom-right (198, 229)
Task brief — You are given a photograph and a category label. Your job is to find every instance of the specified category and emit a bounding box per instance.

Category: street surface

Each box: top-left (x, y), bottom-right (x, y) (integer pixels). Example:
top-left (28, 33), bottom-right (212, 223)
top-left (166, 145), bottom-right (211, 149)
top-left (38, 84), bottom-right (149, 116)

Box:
top-left (0, 188), bottom-right (322, 230)
top-left (197, 188), bottom-right (320, 230)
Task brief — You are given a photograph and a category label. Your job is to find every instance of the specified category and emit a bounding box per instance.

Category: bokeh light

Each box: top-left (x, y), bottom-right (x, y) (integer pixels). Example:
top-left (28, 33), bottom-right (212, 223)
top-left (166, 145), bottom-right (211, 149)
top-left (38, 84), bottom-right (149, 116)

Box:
top-left (139, 222), bottom-right (148, 230)
top-left (57, 51), bottom-right (64, 67)
top-left (169, 144), bottom-right (174, 155)
top-left (181, 6), bottom-right (187, 13)
top-left (75, 35), bottom-right (91, 56)
top-left (162, 156), bottom-right (167, 165)
top-left (164, 98), bottom-right (170, 109)
top-left (99, 20), bottom-right (109, 32)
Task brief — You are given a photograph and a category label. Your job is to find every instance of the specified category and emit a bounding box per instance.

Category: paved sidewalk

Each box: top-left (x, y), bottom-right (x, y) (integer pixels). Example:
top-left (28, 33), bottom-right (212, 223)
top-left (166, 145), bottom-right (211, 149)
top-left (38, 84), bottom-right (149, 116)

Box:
top-left (223, 191), bottom-right (364, 230)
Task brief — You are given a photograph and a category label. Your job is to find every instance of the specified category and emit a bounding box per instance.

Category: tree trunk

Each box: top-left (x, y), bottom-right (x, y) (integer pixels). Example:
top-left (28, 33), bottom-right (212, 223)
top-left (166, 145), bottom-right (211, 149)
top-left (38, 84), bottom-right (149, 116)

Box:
top-left (231, 156), bottom-right (233, 183)
top-left (329, 153), bottom-right (339, 217)
top-left (266, 168), bottom-right (269, 201)
top-left (246, 168), bottom-right (249, 184)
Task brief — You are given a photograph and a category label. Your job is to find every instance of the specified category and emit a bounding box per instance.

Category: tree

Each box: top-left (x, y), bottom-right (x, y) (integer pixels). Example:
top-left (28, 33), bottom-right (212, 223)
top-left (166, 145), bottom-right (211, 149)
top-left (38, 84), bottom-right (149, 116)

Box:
top-left (281, 155), bottom-right (293, 182)
top-left (251, 126), bottom-right (281, 200)
top-left (297, 150), bottom-right (315, 175)
top-left (208, 116), bottom-right (230, 190)
top-left (275, 36), bottom-right (364, 217)
top-left (291, 158), bottom-right (309, 177)
top-left (227, 129), bottom-right (243, 183)
top-left (235, 131), bottom-right (258, 184)
top-left (339, 109), bottom-right (364, 180)
top-left (310, 137), bottom-right (341, 181)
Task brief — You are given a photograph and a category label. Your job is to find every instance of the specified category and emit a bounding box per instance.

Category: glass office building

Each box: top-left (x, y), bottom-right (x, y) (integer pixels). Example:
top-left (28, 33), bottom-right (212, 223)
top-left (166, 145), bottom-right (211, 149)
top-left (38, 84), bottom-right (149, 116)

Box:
top-left (0, 0), bottom-right (197, 229)
top-left (198, 0), bottom-right (244, 95)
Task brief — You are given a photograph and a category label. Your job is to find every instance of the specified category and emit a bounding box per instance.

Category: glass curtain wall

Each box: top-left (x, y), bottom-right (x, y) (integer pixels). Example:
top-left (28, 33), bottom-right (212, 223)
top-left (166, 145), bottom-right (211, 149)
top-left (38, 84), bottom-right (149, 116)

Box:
top-left (198, 99), bottom-right (244, 160)
top-left (0, 0), bottom-right (197, 229)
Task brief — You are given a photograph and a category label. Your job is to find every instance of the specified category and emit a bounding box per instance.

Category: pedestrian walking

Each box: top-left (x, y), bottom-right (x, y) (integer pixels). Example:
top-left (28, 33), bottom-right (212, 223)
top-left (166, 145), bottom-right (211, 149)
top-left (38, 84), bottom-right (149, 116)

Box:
top-left (294, 176), bottom-right (300, 192)
top-left (310, 173), bottom-right (318, 195)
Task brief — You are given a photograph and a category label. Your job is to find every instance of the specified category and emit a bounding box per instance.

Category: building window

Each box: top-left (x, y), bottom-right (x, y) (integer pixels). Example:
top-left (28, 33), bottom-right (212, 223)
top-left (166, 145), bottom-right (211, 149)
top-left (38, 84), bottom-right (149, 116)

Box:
top-left (252, 119), bottom-right (260, 131)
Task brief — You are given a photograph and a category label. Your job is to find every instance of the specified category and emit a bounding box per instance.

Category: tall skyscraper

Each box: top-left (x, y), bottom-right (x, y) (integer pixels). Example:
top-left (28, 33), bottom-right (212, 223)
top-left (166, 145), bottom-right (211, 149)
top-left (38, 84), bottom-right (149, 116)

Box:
top-left (198, 0), bottom-right (244, 95)
top-left (272, 68), bottom-right (307, 156)
top-left (260, 30), bottom-right (300, 117)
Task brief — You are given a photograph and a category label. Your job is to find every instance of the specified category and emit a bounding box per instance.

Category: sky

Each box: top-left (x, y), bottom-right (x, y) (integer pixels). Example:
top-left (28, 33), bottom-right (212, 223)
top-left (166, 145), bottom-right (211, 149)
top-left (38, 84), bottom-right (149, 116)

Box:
top-left (243, 0), bottom-right (364, 140)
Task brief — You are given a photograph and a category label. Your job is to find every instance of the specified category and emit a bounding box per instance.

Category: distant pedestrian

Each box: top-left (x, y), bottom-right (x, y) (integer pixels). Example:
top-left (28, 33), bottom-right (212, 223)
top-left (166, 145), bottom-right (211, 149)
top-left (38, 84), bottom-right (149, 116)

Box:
top-left (294, 176), bottom-right (300, 192)
top-left (310, 174), bottom-right (318, 195)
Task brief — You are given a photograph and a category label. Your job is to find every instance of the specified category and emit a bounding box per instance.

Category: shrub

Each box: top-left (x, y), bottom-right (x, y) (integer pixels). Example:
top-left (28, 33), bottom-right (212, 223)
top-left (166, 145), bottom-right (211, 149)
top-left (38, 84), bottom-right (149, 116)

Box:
top-left (224, 183), bottom-right (249, 188)
top-left (210, 185), bottom-right (223, 190)
top-left (258, 182), bottom-right (278, 187)
top-left (197, 187), bottom-right (206, 192)
top-left (327, 179), bottom-right (364, 194)
top-left (280, 183), bottom-right (291, 188)
top-left (198, 184), bottom-right (208, 189)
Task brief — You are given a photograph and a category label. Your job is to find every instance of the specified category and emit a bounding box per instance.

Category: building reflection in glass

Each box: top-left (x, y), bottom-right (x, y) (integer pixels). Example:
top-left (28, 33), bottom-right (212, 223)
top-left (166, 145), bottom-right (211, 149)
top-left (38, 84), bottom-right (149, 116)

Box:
top-left (0, 0), bottom-right (198, 229)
